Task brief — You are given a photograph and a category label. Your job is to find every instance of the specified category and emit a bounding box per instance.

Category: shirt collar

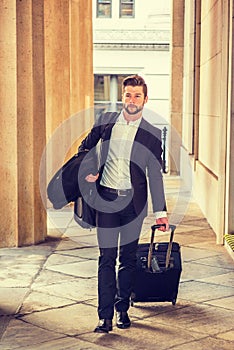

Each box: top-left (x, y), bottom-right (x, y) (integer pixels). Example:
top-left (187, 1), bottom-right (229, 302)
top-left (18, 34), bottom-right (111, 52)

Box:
top-left (117, 111), bottom-right (142, 126)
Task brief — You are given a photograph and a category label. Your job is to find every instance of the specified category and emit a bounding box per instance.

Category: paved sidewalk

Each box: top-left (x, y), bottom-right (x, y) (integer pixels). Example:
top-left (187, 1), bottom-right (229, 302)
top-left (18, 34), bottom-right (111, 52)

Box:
top-left (0, 177), bottom-right (234, 349)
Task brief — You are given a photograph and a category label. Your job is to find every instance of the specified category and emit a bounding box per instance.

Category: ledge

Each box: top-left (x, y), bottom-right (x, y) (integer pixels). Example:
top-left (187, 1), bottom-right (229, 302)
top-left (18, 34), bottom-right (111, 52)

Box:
top-left (94, 43), bottom-right (169, 51)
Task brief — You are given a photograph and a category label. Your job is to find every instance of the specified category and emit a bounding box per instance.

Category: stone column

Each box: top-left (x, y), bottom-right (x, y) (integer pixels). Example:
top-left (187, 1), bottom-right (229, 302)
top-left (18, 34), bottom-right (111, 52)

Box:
top-left (0, 1), bottom-right (18, 247)
top-left (110, 75), bottom-right (118, 111)
top-left (69, 0), bottom-right (94, 155)
top-left (16, 0), bottom-right (47, 246)
top-left (0, 0), bottom-right (94, 247)
top-left (170, 0), bottom-right (184, 174)
top-left (0, 0), bottom-right (46, 247)
top-left (44, 0), bottom-right (94, 179)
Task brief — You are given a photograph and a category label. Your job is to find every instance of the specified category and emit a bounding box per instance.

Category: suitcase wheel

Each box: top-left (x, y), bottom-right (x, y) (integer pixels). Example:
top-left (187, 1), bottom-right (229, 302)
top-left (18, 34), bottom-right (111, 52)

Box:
top-left (172, 299), bottom-right (176, 305)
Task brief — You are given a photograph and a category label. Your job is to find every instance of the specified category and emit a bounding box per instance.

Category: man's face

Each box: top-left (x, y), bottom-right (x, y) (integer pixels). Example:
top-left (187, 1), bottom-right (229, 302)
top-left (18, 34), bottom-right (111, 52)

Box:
top-left (122, 85), bottom-right (148, 115)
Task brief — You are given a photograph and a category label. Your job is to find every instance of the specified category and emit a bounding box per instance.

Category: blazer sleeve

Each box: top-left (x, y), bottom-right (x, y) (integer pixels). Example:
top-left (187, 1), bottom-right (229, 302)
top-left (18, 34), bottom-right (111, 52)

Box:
top-left (147, 128), bottom-right (167, 213)
top-left (78, 121), bottom-right (102, 153)
top-left (78, 112), bottom-right (119, 153)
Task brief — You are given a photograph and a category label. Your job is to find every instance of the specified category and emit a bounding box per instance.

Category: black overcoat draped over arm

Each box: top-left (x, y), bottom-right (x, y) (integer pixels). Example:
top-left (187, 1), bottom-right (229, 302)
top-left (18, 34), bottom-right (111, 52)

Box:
top-left (78, 113), bottom-right (167, 218)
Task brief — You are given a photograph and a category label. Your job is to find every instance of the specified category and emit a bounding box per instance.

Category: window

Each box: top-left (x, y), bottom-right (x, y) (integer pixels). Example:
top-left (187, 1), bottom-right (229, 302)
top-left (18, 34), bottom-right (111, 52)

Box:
top-left (94, 75), bottom-right (130, 114)
top-left (94, 75), bottom-right (110, 101)
top-left (97, 0), bottom-right (112, 18)
top-left (94, 75), bottom-right (129, 102)
top-left (119, 0), bottom-right (134, 18)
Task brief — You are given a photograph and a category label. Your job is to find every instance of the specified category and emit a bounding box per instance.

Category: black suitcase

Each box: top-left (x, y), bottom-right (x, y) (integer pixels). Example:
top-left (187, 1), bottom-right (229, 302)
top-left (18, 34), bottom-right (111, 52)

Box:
top-left (131, 224), bottom-right (182, 306)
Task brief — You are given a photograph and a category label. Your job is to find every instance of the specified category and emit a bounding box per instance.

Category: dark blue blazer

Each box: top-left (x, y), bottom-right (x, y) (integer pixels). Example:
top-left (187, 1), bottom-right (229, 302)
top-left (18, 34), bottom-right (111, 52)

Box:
top-left (78, 112), bottom-right (167, 218)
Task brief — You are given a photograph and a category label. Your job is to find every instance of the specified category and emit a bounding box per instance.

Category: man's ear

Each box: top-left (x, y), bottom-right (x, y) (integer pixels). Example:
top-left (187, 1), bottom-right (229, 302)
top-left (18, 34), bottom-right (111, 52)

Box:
top-left (144, 96), bottom-right (148, 104)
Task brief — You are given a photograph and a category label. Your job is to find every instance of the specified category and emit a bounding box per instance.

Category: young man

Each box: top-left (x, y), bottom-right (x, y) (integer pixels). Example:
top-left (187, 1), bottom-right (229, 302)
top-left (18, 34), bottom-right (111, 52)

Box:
top-left (79, 75), bottom-right (169, 333)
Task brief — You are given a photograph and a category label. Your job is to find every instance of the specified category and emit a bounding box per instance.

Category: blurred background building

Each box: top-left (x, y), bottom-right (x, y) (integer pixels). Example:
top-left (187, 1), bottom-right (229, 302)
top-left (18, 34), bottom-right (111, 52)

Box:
top-left (93, 0), bottom-right (171, 120)
top-left (0, 0), bottom-right (234, 259)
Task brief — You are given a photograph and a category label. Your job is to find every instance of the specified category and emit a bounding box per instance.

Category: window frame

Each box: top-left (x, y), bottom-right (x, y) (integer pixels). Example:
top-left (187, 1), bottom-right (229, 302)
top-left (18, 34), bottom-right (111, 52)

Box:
top-left (96, 0), bottom-right (112, 18)
top-left (119, 0), bottom-right (135, 18)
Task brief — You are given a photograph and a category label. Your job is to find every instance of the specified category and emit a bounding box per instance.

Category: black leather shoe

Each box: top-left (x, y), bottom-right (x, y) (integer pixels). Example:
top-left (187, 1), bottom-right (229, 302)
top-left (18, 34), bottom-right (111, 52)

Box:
top-left (94, 319), bottom-right (113, 333)
top-left (116, 311), bottom-right (131, 329)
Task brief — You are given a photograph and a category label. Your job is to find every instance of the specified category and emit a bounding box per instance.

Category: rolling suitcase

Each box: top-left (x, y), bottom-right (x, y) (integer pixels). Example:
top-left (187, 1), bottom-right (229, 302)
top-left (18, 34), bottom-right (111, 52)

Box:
top-left (131, 224), bottom-right (182, 306)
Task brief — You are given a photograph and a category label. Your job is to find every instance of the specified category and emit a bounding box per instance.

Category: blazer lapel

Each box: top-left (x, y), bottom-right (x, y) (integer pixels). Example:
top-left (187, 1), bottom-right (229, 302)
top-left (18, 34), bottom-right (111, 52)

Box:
top-left (131, 118), bottom-right (148, 160)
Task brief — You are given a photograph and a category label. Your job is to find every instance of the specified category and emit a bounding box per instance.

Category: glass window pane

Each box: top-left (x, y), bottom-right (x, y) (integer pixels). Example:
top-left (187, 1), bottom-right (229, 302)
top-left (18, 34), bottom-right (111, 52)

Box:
top-left (97, 1), bottom-right (111, 18)
top-left (94, 75), bottom-right (110, 101)
top-left (120, 1), bottom-right (134, 18)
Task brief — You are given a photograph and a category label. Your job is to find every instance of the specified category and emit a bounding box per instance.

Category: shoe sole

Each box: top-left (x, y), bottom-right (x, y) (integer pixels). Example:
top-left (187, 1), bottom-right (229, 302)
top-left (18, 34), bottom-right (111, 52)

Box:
top-left (94, 327), bottom-right (113, 333)
top-left (116, 323), bottom-right (131, 329)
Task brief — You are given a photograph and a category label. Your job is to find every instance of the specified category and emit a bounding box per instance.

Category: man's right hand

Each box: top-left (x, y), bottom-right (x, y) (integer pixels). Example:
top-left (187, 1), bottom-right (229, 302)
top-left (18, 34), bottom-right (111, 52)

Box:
top-left (85, 173), bottom-right (99, 182)
top-left (156, 217), bottom-right (169, 231)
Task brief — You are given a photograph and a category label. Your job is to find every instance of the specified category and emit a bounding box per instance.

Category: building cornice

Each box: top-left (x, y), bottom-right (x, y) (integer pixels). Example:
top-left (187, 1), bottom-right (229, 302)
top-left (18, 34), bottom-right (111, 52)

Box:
top-left (94, 43), bottom-right (169, 51)
top-left (93, 29), bottom-right (170, 45)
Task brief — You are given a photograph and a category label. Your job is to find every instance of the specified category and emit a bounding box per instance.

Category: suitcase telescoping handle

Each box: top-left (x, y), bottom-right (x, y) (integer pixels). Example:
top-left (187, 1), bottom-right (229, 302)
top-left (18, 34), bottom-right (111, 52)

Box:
top-left (147, 224), bottom-right (176, 270)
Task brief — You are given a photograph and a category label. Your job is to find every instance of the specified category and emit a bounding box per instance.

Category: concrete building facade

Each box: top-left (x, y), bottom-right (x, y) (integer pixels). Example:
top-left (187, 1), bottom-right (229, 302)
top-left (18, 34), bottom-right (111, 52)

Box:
top-left (93, 0), bottom-right (171, 121)
top-left (0, 0), bottom-right (233, 255)
top-left (171, 0), bottom-right (234, 250)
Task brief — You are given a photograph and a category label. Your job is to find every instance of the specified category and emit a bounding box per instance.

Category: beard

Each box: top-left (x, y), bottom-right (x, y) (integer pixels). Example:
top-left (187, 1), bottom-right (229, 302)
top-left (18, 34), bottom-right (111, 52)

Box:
top-left (123, 103), bottom-right (144, 115)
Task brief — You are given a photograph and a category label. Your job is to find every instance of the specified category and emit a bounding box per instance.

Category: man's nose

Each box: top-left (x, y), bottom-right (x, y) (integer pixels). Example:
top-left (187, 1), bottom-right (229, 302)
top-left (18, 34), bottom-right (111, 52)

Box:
top-left (129, 96), bottom-right (135, 103)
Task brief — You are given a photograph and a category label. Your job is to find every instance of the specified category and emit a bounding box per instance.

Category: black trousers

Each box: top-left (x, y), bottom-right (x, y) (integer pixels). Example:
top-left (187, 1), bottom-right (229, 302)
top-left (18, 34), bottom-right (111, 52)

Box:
top-left (96, 188), bottom-right (144, 320)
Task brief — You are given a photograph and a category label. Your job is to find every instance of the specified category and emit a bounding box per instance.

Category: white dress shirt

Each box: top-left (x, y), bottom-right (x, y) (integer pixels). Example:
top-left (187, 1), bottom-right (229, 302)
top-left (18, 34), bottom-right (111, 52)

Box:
top-left (100, 112), bottom-right (167, 219)
top-left (101, 112), bottom-right (140, 190)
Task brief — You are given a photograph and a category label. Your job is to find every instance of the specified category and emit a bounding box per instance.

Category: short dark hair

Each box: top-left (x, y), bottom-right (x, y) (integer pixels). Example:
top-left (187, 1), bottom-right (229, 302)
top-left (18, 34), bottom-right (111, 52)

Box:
top-left (122, 75), bottom-right (148, 98)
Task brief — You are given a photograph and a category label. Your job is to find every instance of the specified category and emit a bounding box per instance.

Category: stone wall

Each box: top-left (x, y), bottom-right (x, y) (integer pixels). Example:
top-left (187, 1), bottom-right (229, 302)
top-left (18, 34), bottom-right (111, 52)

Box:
top-left (180, 0), bottom-right (232, 243)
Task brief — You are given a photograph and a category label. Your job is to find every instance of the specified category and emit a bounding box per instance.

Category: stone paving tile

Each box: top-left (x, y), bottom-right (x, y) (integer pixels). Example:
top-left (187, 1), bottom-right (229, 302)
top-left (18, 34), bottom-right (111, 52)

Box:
top-left (181, 261), bottom-right (231, 282)
top-left (171, 225), bottom-right (208, 235)
top-left (80, 320), bottom-right (206, 350)
top-left (31, 269), bottom-right (77, 288)
top-left (176, 225), bottom-right (216, 237)
top-left (190, 254), bottom-right (234, 270)
top-left (1, 176), bottom-right (234, 349)
top-left (62, 232), bottom-right (98, 247)
top-left (174, 233), bottom-right (216, 246)
top-left (197, 271), bottom-right (234, 288)
top-left (127, 300), bottom-right (189, 319)
top-left (47, 209), bottom-right (73, 229)
top-left (61, 231), bottom-right (98, 248)
top-left (178, 280), bottom-right (234, 302)
top-left (180, 217), bottom-right (211, 228)
top-left (54, 238), bottom-right (88, 251)
top-left (46, 259), bottom-right (98, 278)
top-left (216, 329), bottom-right (234, 341)
top-left (44, 252), bottom-right (85, 267)
top-left (61, 225), bottom-right (94, 237)
top-left (53, 246), bottom-right (99, 260)
top-left (0, 268), bottom-right (39, 288)
top-left (185, 241), bottom-right (227, 252)
top-left (22, 337), bottom-right (114, 350)
top-left (203, 295), bottom-right (234, 311)
top-left (19, 291), bottom-right (77, 314)
top-left (0, 318), bottom-right (62, 349)
top-left (170, 336), bottom-right (233, 350)
top-left (32, 279), bottom-right (97, 302)
top-left (0, 244), bottom-right (54, 257)
top-left (0, 253), bottom-right (47, 288)
top-left (21, 303), bottom-right (98, 336)
top-left (181, 246), bottom-right (222, 262)
top-left (0, 288), bottom-right (28, 316)
top-left (148, 303), bottom-right (234, 336)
